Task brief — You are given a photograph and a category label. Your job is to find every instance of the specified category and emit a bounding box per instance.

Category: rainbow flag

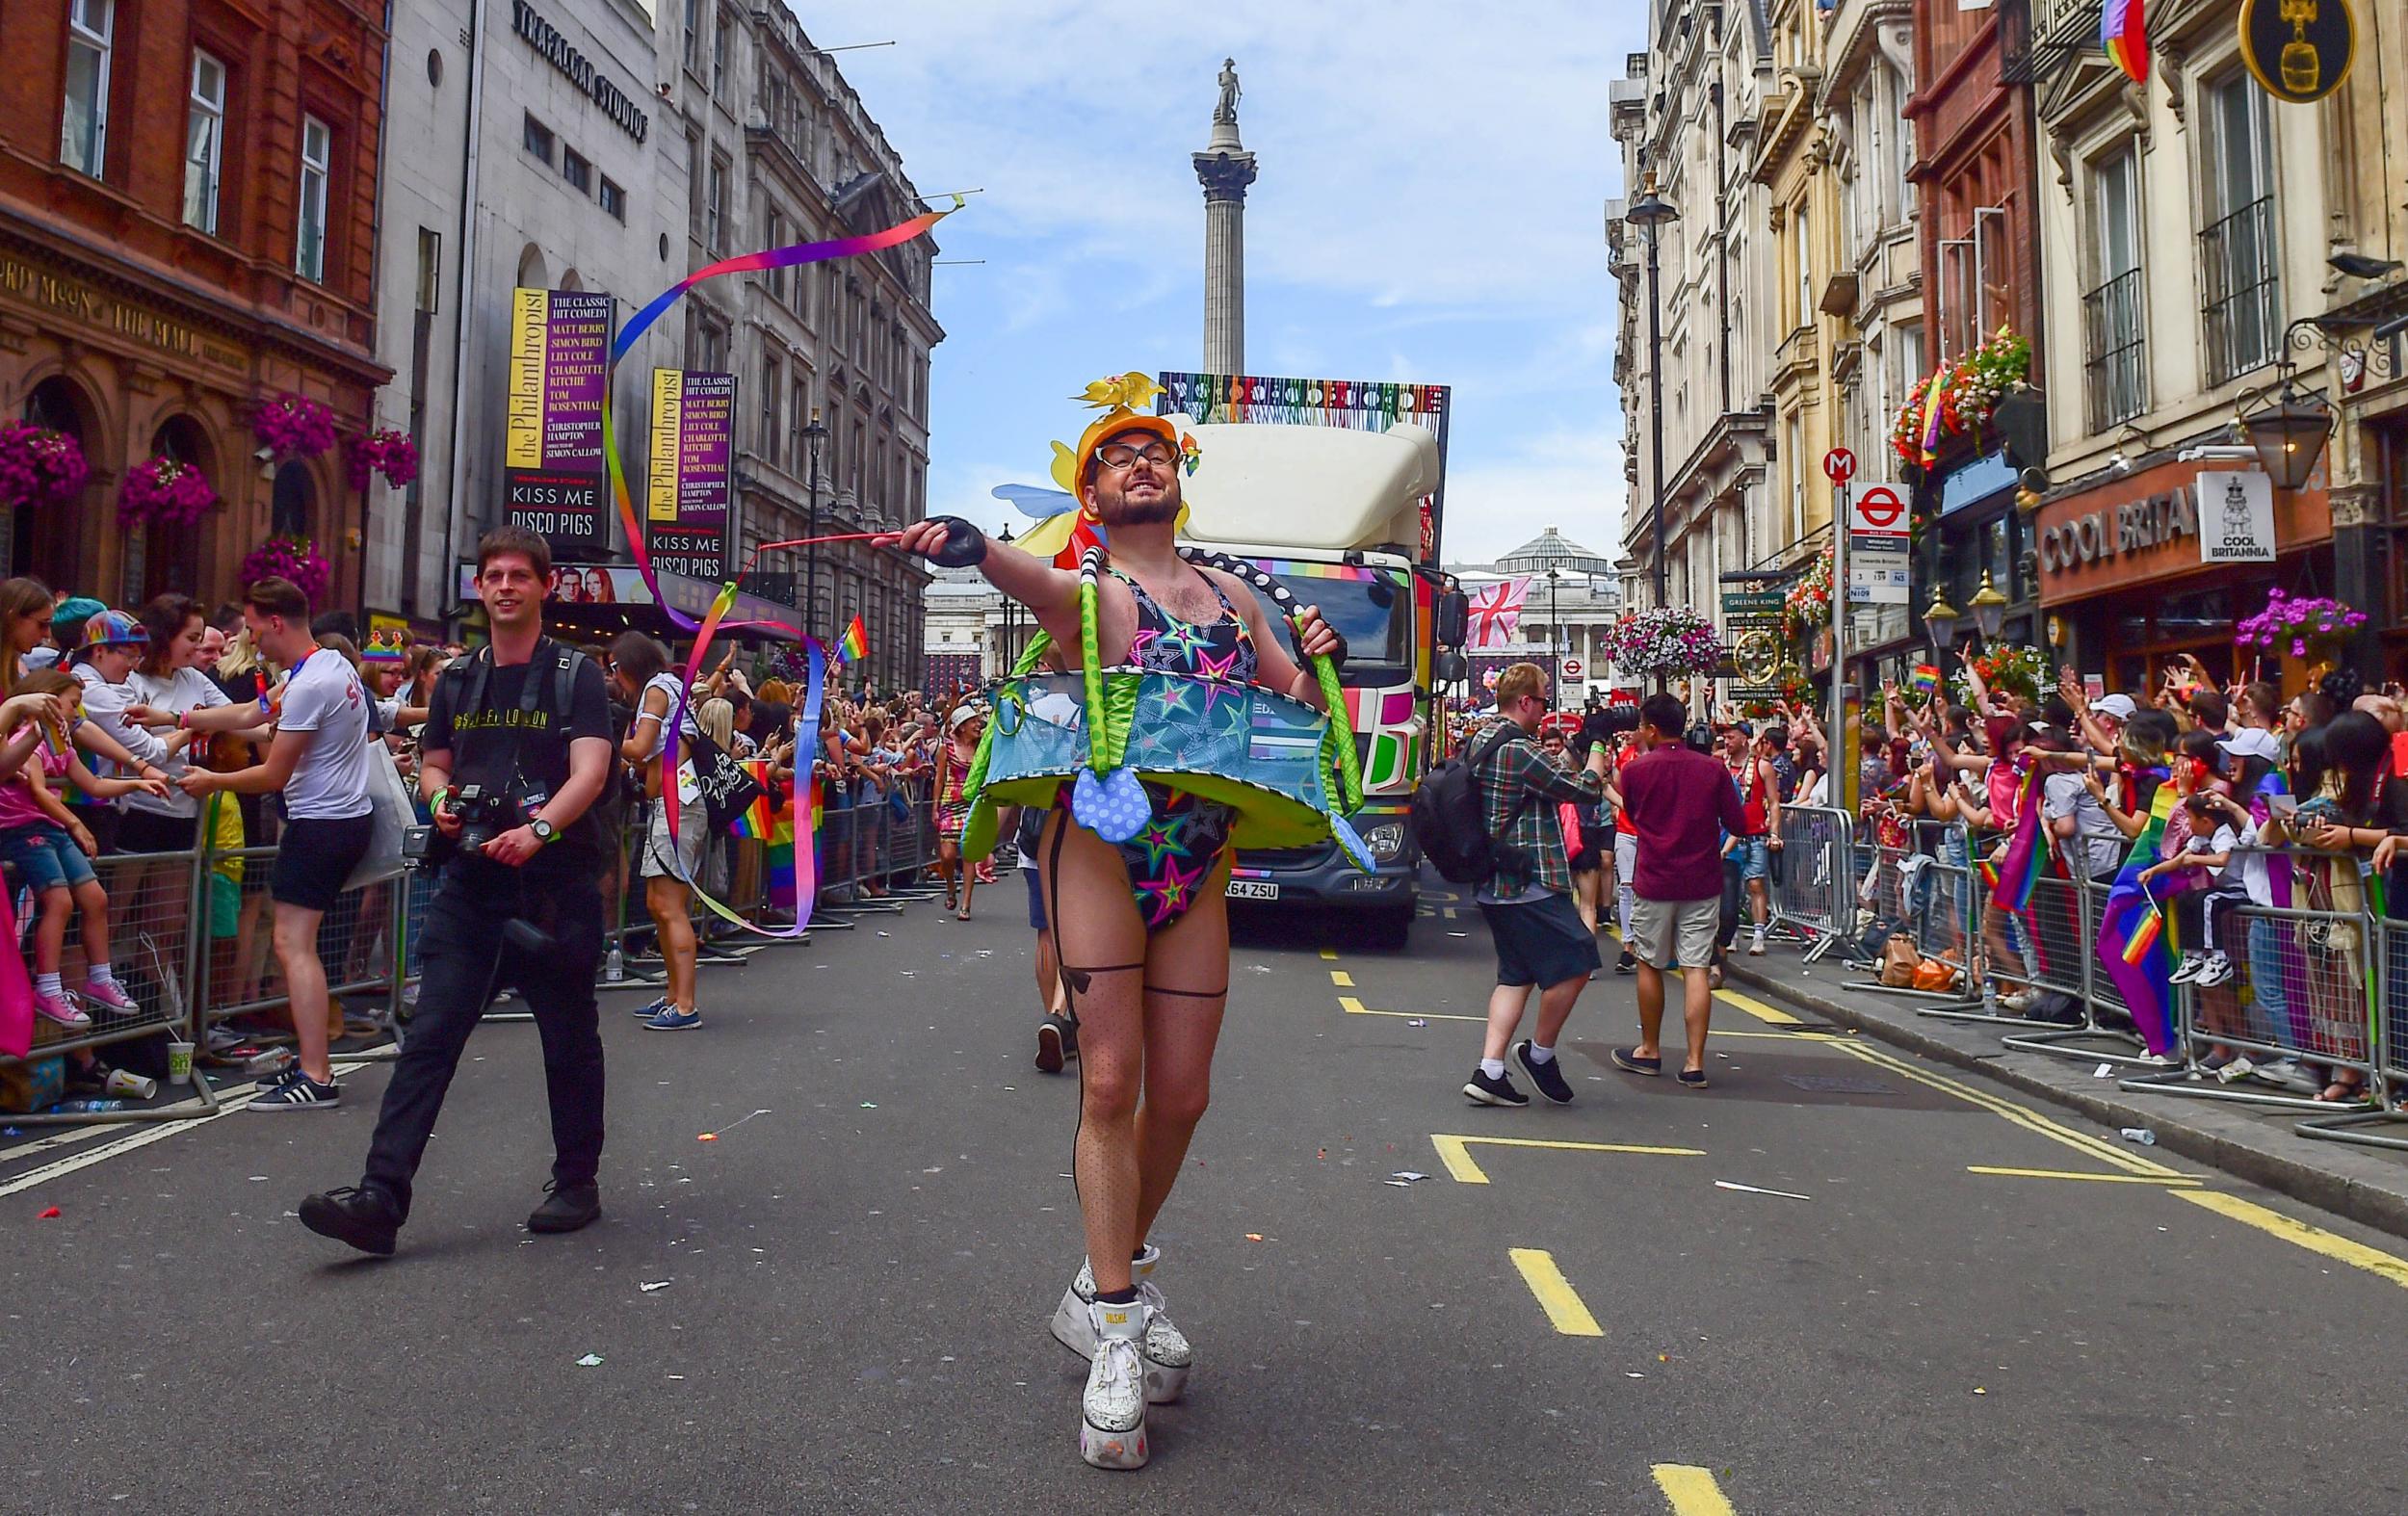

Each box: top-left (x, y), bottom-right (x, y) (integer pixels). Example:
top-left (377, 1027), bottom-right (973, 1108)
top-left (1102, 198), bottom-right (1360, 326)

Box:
top-left (766, 808), bottom-right (798, 910)
top-left (2121, 892), bottom-right (2164, 964)
top-left (1918, 365), bottom-right (1950, 465)
top-left (731, 759), bottom-right (777, 840)
top-left (2101, 0), bottom-right (2148, 84)
top-left (2096, 773), bottom-right (2178, 1056)
top-left (1911, 664), bottom-right (1941, 697)
top-left (837, 614), bottom-right (869, 666)
top-left (1989, 766), bottom-right (2047, 912)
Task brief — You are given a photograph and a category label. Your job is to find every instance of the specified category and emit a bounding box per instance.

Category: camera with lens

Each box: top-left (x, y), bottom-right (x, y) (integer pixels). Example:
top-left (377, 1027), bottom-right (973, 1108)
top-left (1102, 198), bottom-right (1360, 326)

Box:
top-left (450, 782), bottom-right (517, 855)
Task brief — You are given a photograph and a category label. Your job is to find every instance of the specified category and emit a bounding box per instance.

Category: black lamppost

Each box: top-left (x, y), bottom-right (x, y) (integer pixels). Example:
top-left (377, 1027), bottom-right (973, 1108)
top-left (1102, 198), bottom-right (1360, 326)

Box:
top-left (801, 406), bottom-right (827, 628)
top-left (995, 520), bottom-right (1016, 678)
top-left (1545, 565), bottom-right (1562, 675)
top-left (1625, 174), bottom-right (1681, 609)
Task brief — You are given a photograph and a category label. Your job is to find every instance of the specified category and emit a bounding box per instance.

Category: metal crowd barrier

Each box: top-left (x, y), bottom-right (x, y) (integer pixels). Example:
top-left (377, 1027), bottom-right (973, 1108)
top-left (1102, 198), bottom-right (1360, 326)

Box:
top-left (1769, 804), bottom-right (1851, 962)
top-left (3, 771), bottom-right (947, 1128)
top-left (1799, 817), bottom-right (2401, 1132)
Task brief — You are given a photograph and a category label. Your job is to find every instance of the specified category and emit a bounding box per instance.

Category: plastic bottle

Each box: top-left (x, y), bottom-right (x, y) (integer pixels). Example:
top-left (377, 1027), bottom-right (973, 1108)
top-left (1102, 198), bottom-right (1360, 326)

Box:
top-left (50, 1099), bottom-right (126, 1114)
top-left (2119, 1126), bottom-right (2158, 1146)
top-left (604, 944), bottom-right (625, 983)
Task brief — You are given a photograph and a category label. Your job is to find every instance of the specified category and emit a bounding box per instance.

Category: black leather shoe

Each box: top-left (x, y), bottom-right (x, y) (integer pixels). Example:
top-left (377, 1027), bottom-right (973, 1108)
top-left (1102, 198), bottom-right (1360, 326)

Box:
top-left (299, 1186), bottom-right (401, 1257)
top-left (528, 1180), bottom-right (601, 1234)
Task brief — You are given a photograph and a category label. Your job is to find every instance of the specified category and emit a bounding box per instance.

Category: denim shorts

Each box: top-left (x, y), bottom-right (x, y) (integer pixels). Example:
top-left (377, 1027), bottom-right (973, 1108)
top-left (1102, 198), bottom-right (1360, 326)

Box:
top-left (0, 823), bottom-right (96, 893)
top-left (1731, 835), bottom-right (1770, 882)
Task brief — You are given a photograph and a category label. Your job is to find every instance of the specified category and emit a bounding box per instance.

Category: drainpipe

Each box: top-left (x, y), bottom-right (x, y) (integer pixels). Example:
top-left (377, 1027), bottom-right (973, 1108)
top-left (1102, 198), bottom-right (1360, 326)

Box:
top-left (438, 0), bottom-right (488, 627)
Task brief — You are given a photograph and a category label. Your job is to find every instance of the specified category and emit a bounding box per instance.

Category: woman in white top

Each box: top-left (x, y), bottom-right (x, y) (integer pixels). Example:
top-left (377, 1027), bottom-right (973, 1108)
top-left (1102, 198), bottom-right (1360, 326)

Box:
top-left (117, 594), bottom-right (237, 854)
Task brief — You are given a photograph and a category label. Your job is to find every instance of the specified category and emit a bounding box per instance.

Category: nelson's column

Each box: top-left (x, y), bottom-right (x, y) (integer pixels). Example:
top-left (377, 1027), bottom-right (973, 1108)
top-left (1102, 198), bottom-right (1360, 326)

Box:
top-left (1194, 58), bottom-right (1258, 374)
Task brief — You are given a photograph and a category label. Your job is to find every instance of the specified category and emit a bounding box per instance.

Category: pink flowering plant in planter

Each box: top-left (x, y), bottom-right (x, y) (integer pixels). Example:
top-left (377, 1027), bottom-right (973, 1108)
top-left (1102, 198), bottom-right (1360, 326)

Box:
top-left (239, 535), bottom-right (331, 605)
top-left (252, 393), bottom-right (337, 463)
top-left (345, 427), bottom-right (420, 491)
top-left (1598, 606), bottom-right (1725, 679)
top-left (118, 457), bottom-right (217, 529)
top-left (2235, 590), bottom-right (2368, 661)
top-left (0, 422), bottom-right (90, 510)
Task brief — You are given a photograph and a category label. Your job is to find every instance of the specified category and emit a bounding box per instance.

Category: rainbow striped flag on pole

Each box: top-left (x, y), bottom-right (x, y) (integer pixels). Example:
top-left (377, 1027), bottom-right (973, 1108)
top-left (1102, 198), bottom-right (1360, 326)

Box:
top-left (730, 760), bottom-right (777, 840)
top-left (1988, 766), bottom-right (2048, 912)
top-left (2101, 0), bottom-right (2149, 84)
top-left (2096, 776), bottom-right (2179, 1055)
top-left (837, 614), bottom-right (869, 666)
top-left (1911, 664), bottom-right (1941, 697)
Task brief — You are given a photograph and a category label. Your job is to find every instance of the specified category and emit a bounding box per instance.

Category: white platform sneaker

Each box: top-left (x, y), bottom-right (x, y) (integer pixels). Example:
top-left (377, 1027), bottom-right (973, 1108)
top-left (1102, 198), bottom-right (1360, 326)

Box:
top-left (1078, 1299), bottom-right (1151, 1471)
top-left (1049, 1243), bottom-right (1193, 1403)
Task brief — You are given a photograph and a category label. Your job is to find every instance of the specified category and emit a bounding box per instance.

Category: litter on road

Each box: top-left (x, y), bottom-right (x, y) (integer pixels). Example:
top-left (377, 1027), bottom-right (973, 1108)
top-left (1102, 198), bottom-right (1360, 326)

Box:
top-left (576, 1353), bottom-right (604, 1367)
top-left (1714, 1180), bottom-right (1812, 1200)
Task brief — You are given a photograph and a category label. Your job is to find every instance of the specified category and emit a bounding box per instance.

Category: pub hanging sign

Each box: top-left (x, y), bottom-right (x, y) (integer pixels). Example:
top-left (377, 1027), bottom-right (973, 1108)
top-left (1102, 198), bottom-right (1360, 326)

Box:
top-left (2238, 0), bottom-right (2356, 106)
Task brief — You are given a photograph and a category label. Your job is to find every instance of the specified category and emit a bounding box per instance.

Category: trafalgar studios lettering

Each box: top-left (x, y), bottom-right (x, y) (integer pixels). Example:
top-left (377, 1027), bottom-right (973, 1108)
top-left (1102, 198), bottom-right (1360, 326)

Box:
top-left (511, 2), bottom-right (649, 143)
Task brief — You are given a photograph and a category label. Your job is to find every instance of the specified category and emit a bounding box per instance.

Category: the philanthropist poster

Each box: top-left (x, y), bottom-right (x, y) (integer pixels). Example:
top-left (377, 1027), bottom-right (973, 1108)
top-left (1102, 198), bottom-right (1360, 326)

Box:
top-left (646, 368), bottom-right (736, 581)
top-left (503, 287), bottom-right (615, 552)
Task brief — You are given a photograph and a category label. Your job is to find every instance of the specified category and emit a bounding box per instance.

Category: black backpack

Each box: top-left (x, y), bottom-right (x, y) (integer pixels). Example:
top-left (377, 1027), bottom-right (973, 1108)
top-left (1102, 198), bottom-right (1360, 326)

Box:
top-left (1412, 725), bottom-right (1532, 885)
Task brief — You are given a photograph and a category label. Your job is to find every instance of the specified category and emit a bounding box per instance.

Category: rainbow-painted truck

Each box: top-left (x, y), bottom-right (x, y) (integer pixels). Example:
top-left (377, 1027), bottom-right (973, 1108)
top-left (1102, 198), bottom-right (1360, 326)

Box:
top-left (1158, 373), bottom-right (1470, 950)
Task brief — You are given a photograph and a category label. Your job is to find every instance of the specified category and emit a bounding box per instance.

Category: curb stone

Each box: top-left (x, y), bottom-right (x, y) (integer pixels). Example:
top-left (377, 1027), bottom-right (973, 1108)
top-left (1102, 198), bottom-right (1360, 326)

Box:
top-left (1724, 952), bottom-right (2408, 1243)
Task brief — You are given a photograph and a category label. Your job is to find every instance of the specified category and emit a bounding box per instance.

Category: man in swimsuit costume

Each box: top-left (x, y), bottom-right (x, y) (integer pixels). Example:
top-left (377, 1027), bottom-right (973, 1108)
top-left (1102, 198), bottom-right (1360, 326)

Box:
top-left (880, 408), bottom-right (1338, 1471)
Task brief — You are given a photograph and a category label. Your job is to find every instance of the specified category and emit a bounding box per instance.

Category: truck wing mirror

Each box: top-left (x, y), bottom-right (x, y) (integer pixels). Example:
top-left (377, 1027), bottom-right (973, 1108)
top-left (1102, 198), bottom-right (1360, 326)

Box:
top-left (1435, 589), bottom-right (1470, 649)
top-left (1433, 650), bottom-right (1468, 686)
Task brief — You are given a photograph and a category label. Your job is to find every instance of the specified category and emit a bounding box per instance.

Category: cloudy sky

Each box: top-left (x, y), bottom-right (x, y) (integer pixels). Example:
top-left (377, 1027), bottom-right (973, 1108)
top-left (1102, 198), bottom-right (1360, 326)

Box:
top-left (794, 1), bottom-right (1644, 565)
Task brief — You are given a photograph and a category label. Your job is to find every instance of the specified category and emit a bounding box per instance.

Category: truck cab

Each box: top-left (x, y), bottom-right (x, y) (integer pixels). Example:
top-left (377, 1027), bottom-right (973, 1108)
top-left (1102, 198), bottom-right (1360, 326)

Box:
top-left (1177, 420), bottom-right (1467, 949)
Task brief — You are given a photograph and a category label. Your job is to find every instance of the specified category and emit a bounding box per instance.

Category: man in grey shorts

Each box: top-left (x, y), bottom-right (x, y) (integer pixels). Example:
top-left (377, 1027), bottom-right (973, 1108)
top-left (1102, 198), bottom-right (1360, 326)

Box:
top-left (1610, 693), bottom-right (1748, 1088)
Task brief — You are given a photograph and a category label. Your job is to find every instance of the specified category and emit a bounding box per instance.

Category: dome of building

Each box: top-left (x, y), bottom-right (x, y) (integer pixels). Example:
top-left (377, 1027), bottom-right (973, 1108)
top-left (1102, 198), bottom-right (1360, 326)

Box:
top-left (1493, 525), bottom-right (1615, 578)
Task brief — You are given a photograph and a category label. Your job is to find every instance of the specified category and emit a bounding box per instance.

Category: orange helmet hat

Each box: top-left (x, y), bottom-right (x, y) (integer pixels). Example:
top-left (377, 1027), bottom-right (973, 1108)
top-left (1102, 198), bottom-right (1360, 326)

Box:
top-left (1013, 372), bottom-right (1200, 567)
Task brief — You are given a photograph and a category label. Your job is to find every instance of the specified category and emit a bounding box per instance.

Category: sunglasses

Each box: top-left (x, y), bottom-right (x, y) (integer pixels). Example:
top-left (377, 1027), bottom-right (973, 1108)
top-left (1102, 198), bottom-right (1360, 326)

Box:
top-left (1094, 441), bottom-right (1175, 471)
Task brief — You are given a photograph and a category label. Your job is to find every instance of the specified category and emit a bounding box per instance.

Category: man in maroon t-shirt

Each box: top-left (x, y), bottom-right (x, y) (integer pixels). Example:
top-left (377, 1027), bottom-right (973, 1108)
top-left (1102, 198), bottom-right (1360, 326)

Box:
top-left (1611, 693), bottom-right (1749, 1087)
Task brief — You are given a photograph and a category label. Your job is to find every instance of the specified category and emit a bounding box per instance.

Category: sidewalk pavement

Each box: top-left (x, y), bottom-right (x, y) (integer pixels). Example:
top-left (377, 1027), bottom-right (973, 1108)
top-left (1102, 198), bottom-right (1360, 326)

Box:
top-left (1726, 946), bottom-right (2408, 1242)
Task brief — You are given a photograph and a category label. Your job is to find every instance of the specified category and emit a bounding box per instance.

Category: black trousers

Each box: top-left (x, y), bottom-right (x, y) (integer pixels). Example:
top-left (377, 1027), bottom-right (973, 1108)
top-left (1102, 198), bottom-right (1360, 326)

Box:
top-left (362, 860), bottom-right (605, 1221)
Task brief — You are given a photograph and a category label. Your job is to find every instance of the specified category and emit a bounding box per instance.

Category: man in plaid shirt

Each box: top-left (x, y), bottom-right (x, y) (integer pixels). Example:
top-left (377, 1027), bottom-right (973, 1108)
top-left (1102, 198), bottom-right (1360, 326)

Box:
top-left (1463, 663), bottom-right (1610, 1109)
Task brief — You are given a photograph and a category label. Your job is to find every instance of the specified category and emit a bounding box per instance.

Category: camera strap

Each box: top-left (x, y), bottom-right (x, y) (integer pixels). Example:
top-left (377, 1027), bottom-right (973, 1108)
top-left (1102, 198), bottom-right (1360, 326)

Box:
top-left (455, 637), bottom-right (574, 811)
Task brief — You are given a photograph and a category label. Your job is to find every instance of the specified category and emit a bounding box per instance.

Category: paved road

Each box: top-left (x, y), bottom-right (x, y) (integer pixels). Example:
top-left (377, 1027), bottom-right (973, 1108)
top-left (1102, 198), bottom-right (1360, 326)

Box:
top-left (8, 874), bottom-right (2408, 1513)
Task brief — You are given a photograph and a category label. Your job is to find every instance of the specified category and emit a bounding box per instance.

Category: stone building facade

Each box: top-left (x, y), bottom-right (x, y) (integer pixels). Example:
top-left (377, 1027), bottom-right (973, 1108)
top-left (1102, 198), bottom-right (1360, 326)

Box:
top-left (0, 0), bottom-right (391, 609)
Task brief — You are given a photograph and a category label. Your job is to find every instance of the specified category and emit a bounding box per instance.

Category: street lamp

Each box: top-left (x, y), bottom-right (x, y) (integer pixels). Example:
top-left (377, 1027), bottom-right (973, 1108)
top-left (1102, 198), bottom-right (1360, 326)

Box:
top-left (1923, 586), bottom-right (1963, 651)
top-left (1624, 174), bottom-right (1680, 609)
top-left (994, 520), bottom-right (1016, 678)
top-left (1968, 570), bottom-right (2010, 641)
top-left (1545, 565), bottom-right (1562, 676)
top-left (801, 406), bottom-right (827, 628)
top-left (2242, 387), bottom-right (2333, 490)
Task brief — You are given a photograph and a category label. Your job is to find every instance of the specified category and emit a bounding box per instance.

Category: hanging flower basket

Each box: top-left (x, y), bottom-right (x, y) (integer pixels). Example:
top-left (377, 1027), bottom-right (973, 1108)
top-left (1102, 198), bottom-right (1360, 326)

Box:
top-left (239, 534), bottom-right (331, 605)
top-left (2235, 589), bottom-right (2367, 662)
top-left (1891, 327), bottom-right (2032, 467)
top-left (118, 457), bottom-right (216, 530)
top-left (1598, 606), bottom-right (1724, 678)
top-left (0, 422), bottom-right (90, 510)
top-left (1781, 545), bottom-right (1835, 642)
top-left (345, 427), bottom-right (421, 492)
top-left (252, 392), bottom-right (337, 463)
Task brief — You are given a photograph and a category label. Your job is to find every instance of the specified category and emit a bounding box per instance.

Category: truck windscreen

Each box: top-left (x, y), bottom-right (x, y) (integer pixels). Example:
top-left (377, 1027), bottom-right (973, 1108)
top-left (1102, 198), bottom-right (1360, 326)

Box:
top-left (1250, 562), bottom-right (1411, 668)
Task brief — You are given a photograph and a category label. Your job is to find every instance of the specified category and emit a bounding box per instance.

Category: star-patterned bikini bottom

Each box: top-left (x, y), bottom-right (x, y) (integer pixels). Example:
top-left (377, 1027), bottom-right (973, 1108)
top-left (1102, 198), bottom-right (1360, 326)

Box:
top-left (1113, 781), bottom-right (1235, 932)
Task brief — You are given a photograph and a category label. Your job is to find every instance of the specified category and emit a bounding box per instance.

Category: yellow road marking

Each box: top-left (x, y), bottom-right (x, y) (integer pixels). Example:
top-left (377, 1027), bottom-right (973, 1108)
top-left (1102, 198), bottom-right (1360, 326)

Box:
top-left (1340, 994), bottom-right (1481, 1024)
top-left (1431, 1133), bottom-right (1705, 1185)
top-left (1319, 947), bottom-right (1338, 960)
top-left (1968, 1165), bottom-right (2202, 1186)
top-left (1831, 1038), bottom-right (2182, 1178)
top-left (1444, 904), bottom-right (1457, 919)
top-left (2176, 1190), bottom-right (2408, 1291)
top-left (1711, 1029), bottom-right (1842, 1041)
top-left (1507, 1247), bottom-right (1602, 1337)
top-left (1652, 1464), bottom-right (1738, 1515)
top-left (1330, 970), bottom-right (1353, 987)
top-left (1714, 988), bottom-right (1800, 1026)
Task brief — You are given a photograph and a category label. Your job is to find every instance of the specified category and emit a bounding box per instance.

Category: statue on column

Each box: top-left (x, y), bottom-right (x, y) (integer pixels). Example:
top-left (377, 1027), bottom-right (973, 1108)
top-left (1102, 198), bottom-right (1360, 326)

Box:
top-left (1214, 59), bottom-right (1242, 124)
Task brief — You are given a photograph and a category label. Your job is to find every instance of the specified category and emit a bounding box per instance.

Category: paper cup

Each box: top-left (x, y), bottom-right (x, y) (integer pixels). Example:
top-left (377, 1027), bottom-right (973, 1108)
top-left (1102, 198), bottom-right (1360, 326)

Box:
top-left (166, 1039), bottom-right (195, 1087)
top-left (103, 1068), bottom-right (158, 1100)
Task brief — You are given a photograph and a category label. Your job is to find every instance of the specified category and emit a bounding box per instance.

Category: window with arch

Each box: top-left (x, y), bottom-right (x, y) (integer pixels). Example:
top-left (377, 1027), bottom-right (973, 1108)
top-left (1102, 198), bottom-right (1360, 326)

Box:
top-left (272, 458), bottom-right (315, 538)
top-left (516, 243), bottom-right (547, 291)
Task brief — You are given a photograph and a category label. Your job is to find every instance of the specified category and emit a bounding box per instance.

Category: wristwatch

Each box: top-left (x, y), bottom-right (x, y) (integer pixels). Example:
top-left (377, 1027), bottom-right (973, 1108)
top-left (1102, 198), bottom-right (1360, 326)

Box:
top-left (530, 818), bottom-right (559, 847)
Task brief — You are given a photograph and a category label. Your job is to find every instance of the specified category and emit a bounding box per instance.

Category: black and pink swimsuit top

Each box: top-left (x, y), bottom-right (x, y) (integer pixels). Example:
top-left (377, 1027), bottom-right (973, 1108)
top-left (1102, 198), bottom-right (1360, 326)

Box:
top-left (1112, 567), bottom-right (1259, 686)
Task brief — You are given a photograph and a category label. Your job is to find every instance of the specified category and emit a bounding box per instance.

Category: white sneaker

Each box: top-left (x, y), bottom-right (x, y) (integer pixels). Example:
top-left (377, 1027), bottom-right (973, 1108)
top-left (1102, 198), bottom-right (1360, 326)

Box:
top-left (1050, 1246), bottom-right (1191, 1403)
top-left (1748, 932), bottom-right (1767, 955)
top-left (2196, 952), bottom-right (2235, 987)
top-left (2168, 955), bottom-right (2205, 986)
top-left (1078, 1300), bottom-right (1150, 1471)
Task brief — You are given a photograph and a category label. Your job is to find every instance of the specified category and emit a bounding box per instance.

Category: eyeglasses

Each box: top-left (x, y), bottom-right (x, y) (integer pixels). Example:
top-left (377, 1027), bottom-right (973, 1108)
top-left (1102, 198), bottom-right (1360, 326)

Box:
top-left (1094, 441), bottom-right (1175, 471)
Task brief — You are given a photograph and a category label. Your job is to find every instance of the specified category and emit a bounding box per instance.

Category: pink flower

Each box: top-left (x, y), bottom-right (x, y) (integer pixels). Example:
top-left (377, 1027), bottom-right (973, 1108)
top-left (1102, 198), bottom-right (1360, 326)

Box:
top-left (252, 393), bottom-right (337, 463)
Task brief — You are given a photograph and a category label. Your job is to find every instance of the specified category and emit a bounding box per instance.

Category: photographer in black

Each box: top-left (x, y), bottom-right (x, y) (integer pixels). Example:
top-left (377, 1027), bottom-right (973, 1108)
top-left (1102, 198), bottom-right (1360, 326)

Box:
top-left (298, 527), bottom-right (615, 1256)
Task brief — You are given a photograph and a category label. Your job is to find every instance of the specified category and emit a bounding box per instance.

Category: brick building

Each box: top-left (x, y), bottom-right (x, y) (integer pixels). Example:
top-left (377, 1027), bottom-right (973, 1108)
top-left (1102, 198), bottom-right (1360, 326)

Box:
top-left (0, 1), bottom-right (390, 609)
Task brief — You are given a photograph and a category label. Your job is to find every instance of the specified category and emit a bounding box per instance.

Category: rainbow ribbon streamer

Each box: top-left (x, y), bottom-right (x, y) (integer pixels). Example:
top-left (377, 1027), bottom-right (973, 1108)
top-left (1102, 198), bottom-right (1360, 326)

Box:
top-left (600, 197), bottom-right (961, 935)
